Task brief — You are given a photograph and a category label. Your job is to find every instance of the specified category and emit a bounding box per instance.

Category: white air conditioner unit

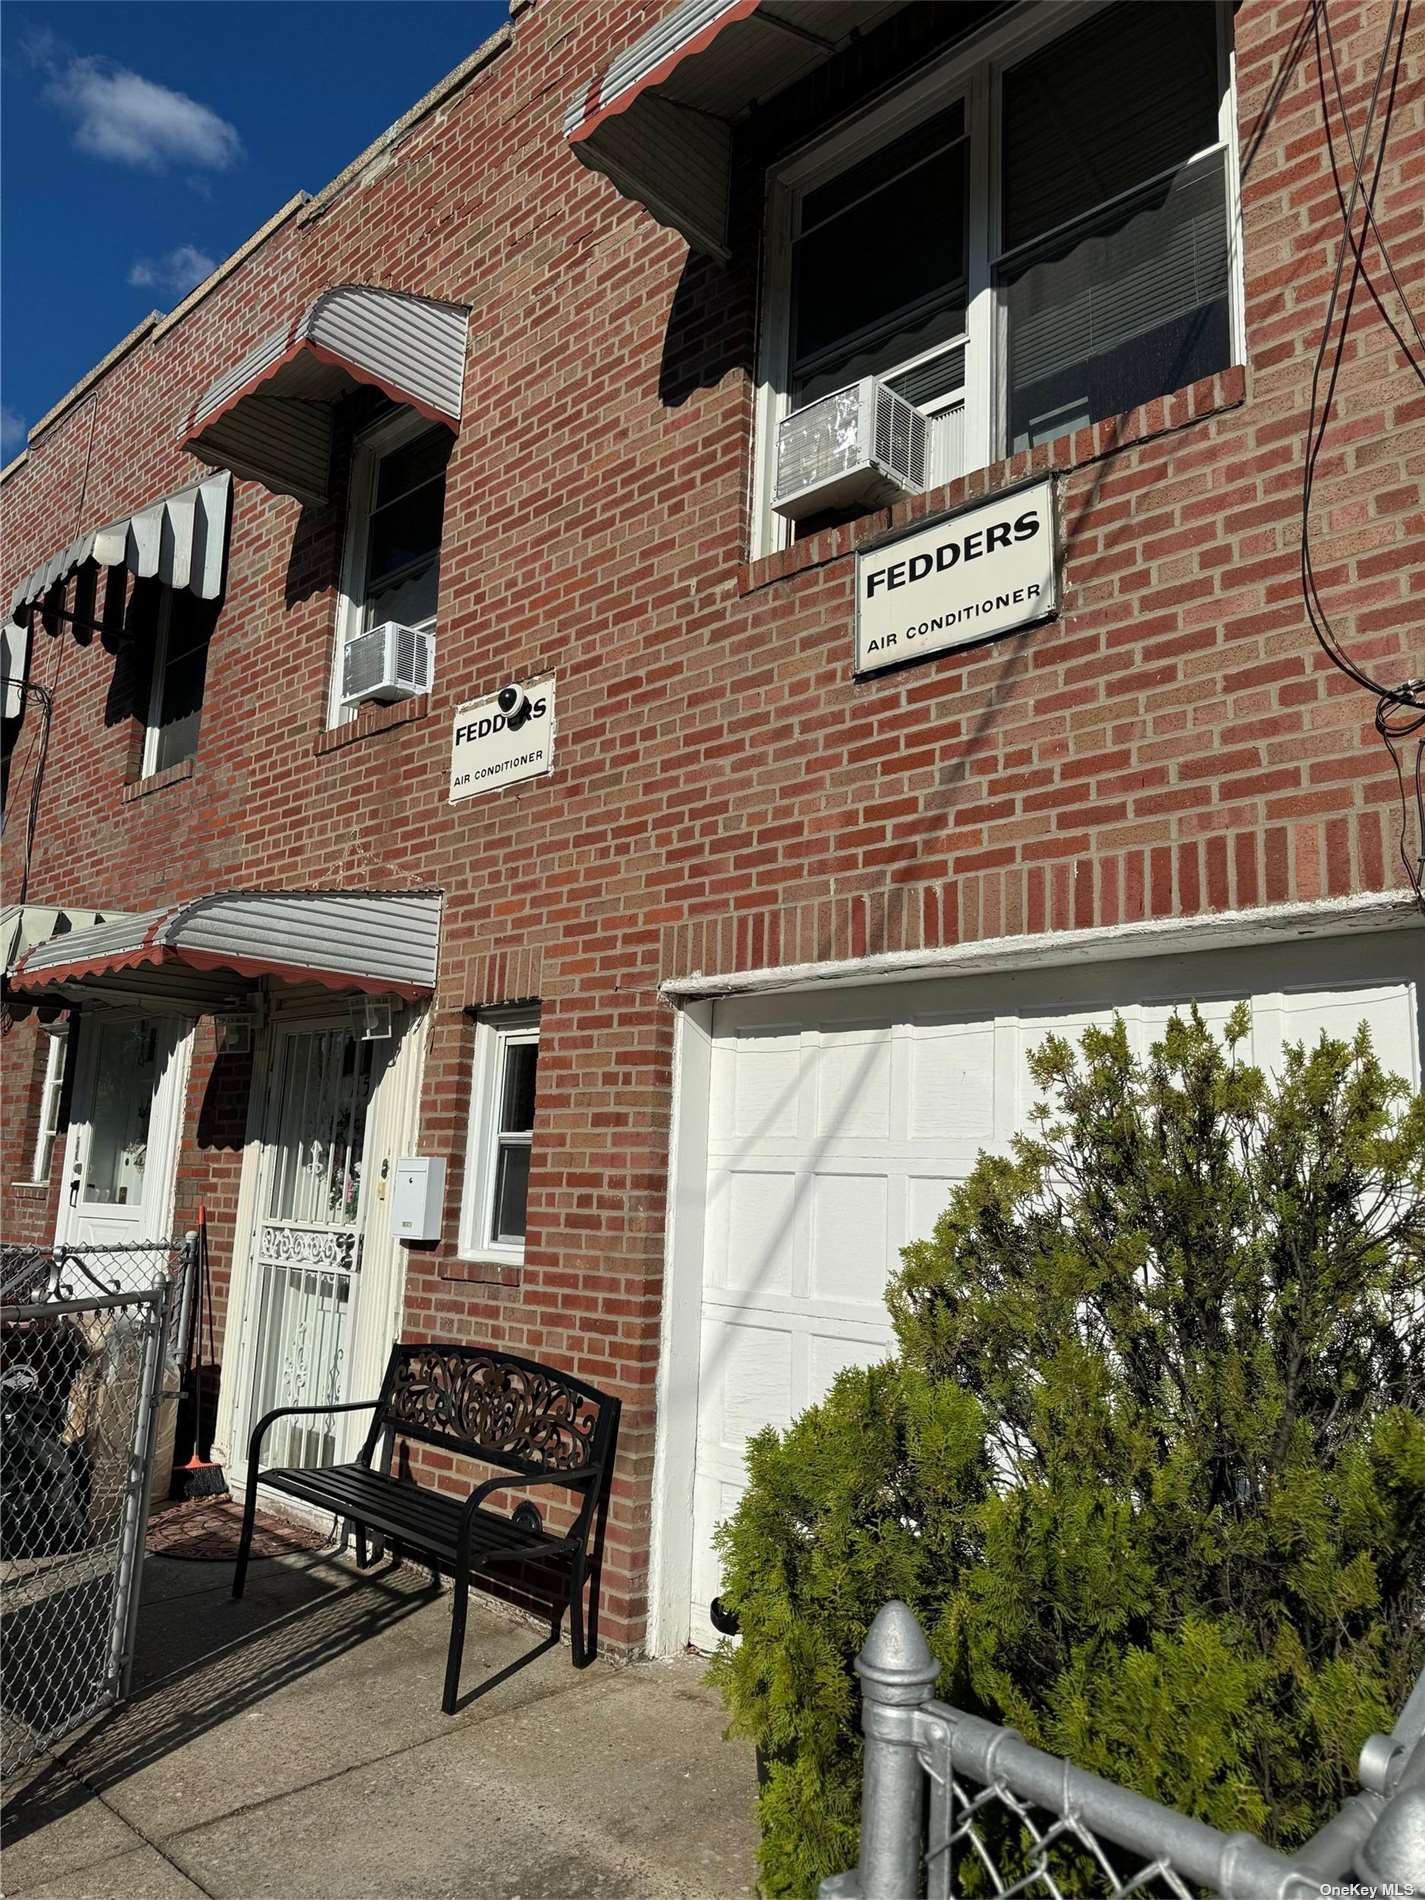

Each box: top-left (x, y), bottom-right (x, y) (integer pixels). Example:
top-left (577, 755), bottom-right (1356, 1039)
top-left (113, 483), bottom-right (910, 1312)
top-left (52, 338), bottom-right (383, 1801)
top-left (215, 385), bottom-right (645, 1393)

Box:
top-left (773, 376), bottom-right (929, 521)
top-left (339, 621), bottom-right (433, 709)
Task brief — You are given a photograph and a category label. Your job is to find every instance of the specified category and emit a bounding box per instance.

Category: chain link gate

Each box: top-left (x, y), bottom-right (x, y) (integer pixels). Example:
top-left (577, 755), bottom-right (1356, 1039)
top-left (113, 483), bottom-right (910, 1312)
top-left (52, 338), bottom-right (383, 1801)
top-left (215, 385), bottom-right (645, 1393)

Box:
top-left (822, 1601), bottom-right (1425, 1900)
top-left (1, 1239), bottom-right (191, 1777)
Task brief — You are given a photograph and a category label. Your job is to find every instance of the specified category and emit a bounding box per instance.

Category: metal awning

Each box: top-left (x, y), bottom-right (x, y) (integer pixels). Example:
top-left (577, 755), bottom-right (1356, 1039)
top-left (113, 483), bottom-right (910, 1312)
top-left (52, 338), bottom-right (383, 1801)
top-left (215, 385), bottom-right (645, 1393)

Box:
top-left (181, 285), bottom-right (470, 506)
top-left (9, 471), bottom-right (231, 620)
top-left (565, 0), bottom-right (905, 259)
top-left (2, 904), bottom-right (126, 972)
top-left (7, 890), bottom-right (443, 1008)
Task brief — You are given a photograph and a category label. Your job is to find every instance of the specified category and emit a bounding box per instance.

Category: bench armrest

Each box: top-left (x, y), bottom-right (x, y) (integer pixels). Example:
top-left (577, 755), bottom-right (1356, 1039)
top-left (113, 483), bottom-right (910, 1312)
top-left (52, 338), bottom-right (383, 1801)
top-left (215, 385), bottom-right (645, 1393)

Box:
top-left (247, 1397), bottom-right (382, 1475)
top-left (458, 1465), bottom-right (602, 1536)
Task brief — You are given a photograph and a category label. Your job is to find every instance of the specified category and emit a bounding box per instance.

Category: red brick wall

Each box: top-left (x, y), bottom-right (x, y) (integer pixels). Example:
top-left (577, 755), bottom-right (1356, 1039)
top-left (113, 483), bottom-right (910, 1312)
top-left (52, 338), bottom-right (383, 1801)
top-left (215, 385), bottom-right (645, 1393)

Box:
top-left (3, 0), bottom-right (1422, 1649)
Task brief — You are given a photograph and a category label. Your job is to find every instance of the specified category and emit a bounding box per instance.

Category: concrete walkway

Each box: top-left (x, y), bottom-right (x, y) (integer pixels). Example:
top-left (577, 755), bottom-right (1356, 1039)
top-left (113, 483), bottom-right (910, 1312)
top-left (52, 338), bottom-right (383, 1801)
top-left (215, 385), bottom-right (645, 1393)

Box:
top-left (2, 1548), bottom-right (758, 1900)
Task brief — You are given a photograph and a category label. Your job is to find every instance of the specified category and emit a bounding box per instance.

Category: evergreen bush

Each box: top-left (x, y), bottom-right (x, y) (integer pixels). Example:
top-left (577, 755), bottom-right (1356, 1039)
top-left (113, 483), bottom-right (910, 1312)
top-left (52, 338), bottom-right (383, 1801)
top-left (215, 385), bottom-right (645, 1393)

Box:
top-left (709, 1008), bottom-right (1425, 1896)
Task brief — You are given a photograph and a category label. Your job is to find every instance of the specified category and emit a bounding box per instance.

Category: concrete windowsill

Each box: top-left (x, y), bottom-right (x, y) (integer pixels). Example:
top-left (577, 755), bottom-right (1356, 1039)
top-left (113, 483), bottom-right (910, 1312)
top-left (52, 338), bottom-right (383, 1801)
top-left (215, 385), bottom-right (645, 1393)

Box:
top-left (442, 1253), bottom-right (524, 1288)
top-left (314, 693), bottom-right (432, 756)
top-left (739, 365), bottom-right (1248, 598)
top-left (122, 757), bottom-right (195, 801)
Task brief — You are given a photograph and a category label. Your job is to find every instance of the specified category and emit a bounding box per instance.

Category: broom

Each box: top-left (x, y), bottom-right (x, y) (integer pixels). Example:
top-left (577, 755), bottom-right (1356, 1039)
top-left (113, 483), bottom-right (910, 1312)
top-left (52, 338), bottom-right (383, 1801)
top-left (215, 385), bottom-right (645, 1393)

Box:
top-left (174, 1205), bottom-right (228, 1500)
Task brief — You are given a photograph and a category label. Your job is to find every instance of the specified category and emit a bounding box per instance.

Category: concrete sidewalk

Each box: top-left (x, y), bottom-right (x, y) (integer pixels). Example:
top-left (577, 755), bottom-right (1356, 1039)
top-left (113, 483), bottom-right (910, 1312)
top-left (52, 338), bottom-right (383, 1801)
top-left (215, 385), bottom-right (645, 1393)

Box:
top-left (2, 1547), bottom-right (758, 1900)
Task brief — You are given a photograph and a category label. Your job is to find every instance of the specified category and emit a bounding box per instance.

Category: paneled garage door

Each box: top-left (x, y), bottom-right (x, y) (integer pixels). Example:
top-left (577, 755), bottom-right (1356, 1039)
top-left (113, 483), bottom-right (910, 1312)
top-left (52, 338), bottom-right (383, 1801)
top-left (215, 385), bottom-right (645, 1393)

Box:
top-left (689, 928), bottom-right (1422, 1650)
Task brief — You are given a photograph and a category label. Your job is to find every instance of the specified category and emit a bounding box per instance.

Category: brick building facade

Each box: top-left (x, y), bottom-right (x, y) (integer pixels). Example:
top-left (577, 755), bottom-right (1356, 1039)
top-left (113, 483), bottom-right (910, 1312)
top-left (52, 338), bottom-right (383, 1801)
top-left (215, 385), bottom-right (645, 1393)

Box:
top-left (3, 0), bottom-right (1422, 1659)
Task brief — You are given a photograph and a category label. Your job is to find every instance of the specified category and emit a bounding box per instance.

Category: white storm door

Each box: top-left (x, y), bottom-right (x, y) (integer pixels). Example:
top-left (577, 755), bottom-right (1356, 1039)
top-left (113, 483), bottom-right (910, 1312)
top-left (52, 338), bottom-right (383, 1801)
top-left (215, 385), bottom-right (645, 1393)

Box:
top-left (236, 1022), bottom-right (380, 1475)
top-left (56, 1013), bottom-right (190, 1250)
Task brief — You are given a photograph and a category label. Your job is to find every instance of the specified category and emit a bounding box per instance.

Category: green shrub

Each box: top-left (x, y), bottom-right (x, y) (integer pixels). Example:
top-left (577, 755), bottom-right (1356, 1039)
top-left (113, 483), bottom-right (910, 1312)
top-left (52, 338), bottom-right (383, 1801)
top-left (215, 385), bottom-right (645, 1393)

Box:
top-left (709, 1008), bottom-right (1425, 1897)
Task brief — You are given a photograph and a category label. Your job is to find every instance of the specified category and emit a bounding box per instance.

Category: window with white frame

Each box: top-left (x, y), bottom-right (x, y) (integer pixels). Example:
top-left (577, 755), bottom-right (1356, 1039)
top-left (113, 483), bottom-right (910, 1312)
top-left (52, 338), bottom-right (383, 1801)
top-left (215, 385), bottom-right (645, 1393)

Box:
top-left (460, 1009), bottom-right (540, 1260)
top-left (329, 409), bottom-right (452, 725)
top-left (754, 0), bottom-right (1240, 555)
top-left (29, 1023), bottom-right (68, 1184)
top-left (141, 586), bottom-right (218, 776)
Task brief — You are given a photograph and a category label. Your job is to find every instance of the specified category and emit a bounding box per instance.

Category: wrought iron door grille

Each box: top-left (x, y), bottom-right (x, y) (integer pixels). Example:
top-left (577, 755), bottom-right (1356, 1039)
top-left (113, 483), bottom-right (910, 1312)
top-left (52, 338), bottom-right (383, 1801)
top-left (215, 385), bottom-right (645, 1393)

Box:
top-left (249, 1223), bottom-right (362, 1469)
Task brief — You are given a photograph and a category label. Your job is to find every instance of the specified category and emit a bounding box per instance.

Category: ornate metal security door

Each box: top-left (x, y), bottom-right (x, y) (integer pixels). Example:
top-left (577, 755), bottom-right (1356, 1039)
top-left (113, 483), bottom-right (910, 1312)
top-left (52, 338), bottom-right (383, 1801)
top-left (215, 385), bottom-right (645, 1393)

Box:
top-left (240, 1023), bottom-right (378, 1472)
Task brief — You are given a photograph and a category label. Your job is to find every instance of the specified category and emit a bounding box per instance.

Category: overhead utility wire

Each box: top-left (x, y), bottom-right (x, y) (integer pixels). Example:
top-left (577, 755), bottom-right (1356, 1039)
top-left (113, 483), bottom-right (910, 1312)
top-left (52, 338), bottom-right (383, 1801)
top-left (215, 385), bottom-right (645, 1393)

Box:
top-left (1301, 0), bottom-right (1425, 909)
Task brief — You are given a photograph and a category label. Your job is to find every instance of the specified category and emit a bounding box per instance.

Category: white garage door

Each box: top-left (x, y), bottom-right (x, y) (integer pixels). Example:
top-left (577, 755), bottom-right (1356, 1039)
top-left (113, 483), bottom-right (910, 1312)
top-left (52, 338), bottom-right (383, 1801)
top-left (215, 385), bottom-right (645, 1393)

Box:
top-left (689, 929), bottom-right (1422, 1649)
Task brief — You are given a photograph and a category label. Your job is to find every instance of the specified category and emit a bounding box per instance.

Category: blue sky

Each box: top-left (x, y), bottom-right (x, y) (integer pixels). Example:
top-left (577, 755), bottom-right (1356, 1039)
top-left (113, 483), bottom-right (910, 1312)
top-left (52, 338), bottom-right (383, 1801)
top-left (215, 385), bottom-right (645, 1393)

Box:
top-left (1, 1), bottom-right (507, 459)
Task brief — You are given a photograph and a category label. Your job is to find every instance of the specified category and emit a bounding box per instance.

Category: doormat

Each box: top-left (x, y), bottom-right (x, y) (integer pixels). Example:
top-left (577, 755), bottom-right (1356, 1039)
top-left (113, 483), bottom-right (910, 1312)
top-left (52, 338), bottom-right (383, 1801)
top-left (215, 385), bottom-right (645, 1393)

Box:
top-left (146, 1497), bottom-right (334, 1563)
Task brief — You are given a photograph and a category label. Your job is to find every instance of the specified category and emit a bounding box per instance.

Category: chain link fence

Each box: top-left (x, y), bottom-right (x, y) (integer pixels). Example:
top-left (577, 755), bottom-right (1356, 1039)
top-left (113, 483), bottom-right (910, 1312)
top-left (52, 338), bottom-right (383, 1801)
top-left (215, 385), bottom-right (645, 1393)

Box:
top-left (1, 1239), bottom-right (190, 1777)
top-left (822, 1601), bottom-right (1425, 1900)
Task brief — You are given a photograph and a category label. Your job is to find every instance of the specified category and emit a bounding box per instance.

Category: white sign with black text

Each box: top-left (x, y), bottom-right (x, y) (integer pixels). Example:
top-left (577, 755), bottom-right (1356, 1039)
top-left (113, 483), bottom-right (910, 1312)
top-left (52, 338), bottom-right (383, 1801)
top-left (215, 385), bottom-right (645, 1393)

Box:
top-left (855, 480), bottom-right (1057, 674)
top-left (450, 679), bottom-right (556, 802)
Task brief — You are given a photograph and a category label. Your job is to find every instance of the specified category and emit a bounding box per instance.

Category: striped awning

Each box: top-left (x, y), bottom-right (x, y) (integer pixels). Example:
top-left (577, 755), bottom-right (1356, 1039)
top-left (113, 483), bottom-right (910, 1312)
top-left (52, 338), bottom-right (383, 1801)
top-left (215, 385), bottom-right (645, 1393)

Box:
top-left (182, 285), bottom-right (469, 506)
top-left (7, 889), bottom-right (443, 1007)
top-left (565, 0), bottom-right (905, 258)
top-left (9, 471), bottom-right (231, 619)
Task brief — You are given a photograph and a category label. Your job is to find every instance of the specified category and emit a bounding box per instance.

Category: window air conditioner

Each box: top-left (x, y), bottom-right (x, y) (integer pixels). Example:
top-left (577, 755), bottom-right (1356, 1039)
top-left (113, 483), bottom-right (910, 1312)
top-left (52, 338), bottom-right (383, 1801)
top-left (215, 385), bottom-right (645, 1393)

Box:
top-left (339, 621), bottom-right (433, 709)
top-left (773, 377), bottom-right (929, 521)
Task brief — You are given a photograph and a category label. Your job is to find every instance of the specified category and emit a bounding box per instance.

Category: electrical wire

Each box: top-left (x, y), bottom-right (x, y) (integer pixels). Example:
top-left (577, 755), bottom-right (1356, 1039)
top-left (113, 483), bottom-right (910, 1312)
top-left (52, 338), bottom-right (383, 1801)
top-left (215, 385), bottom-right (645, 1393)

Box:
top-left (1315, 1), bottom-right (1425, 369)
top-left (2, 390), bottom-right (102, 974)
top-left (1301, 0), bottom-right (1425, 908)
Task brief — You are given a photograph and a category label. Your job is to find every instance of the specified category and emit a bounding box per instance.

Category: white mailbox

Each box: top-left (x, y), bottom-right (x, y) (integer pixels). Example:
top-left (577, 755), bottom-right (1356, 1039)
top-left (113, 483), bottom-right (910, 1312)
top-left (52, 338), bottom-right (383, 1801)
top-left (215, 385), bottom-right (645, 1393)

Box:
top-left (390, 1156), bottom-right (446, 1243)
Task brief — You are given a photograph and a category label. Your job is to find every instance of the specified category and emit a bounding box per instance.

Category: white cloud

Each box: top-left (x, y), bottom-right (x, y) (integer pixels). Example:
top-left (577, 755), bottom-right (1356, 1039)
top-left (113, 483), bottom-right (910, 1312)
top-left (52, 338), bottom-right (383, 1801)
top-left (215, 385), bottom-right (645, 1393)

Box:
top-left (1, 405), bottom-right (27, 457)
top-left (128, 245), bottom-right (216, 299)
top-left (44, 55), bottom-right (241, 173)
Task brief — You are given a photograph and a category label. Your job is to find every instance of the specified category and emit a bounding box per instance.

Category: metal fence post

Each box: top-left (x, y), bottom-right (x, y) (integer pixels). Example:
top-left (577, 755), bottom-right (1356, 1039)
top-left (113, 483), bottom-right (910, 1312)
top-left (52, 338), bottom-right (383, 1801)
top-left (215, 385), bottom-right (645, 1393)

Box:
top-left (1354, 1734), bottom-right (1425, 1889)
top-left (853, 1600), bottom-right (940, 1900)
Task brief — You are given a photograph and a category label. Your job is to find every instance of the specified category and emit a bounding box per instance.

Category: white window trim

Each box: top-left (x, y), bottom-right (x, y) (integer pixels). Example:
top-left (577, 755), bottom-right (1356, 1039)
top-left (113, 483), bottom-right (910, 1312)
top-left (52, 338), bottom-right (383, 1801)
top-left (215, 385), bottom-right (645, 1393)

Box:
top-left (28, 1022), bottom-right (69, 1184)
top-left (458, 1007), bottom-right (540, 1265)
top-left (327, 406), bottom-right (445, 729)
top-left (751, 0), bottom-right (1242, 559)
top-left (140, 588), bottom-right (175, 778)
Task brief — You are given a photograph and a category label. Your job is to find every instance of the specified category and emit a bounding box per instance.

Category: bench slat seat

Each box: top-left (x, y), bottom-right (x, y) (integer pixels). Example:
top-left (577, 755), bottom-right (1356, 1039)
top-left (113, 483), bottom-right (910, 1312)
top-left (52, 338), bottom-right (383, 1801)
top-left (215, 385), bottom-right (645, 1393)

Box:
top-left (233, 1343), bottom-right (619, 1713)
top-left (259, 1463), bottom-right (577, 1567)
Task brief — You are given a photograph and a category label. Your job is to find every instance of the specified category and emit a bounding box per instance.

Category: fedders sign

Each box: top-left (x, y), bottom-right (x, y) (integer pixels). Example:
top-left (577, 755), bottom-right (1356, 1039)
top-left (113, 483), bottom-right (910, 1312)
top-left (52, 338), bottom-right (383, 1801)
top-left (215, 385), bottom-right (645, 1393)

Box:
top-left (855, 479), bottom-right (1057, 674)
top-left (449, 679), bottom-right (556, 802)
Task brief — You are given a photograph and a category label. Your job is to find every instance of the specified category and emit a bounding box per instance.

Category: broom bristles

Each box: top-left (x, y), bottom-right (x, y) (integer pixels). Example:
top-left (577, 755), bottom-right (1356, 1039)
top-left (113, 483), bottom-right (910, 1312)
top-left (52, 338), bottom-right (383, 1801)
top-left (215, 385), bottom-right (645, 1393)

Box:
top-left (176, 1456), bottom-right (228, 1500)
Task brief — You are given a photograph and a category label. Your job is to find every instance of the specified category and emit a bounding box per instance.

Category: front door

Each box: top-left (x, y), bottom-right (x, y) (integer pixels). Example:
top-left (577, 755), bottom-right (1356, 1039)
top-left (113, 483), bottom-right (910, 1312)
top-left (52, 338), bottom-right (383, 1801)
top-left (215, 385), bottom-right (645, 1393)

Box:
top-left (55, 1013), bottom-right (191, 1250)
top-left (236, 1021), bottom-right (382, 1474)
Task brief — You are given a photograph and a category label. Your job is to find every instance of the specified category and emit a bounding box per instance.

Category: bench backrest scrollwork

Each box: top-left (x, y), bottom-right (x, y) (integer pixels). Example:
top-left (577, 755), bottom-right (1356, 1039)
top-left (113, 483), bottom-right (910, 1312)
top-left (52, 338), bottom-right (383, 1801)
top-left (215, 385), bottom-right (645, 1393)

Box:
top-left (362, 1342), bottom-right (618, 1482)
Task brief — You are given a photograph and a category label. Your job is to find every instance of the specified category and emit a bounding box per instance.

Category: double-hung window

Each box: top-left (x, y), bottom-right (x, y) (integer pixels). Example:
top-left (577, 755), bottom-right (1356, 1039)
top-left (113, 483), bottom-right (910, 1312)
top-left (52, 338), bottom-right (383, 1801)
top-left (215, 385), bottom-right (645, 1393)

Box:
top-left (755, 0), bottom-right (1240, 555)
top-left (329, 409), bottom-right (452, 724)
top-left (460, 1009), bottom-right (540, 1262)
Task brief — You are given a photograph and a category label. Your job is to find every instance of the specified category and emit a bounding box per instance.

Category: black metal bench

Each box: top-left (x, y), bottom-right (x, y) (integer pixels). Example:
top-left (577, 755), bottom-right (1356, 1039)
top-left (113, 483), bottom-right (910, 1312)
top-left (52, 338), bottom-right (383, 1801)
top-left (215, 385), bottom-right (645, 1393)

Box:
top-left (233, 1342), bottom-right (620, 1712)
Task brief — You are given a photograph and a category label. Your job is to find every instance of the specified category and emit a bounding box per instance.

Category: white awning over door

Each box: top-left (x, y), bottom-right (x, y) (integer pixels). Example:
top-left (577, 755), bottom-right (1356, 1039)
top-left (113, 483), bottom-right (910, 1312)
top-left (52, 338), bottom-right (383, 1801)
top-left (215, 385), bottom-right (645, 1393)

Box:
top-left (8, 889), bottom-right (443, 1007)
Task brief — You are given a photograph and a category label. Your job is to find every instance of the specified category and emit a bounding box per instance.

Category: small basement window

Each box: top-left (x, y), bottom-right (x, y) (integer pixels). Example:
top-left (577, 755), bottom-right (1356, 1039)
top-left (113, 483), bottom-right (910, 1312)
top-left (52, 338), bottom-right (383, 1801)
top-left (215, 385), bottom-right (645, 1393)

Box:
top-left (330, 410), bottom-right (452, 725)
top-left (753, 0), bottom-right (1240, 555)
top-left (459, 1008), bottom-right (540, 1263)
